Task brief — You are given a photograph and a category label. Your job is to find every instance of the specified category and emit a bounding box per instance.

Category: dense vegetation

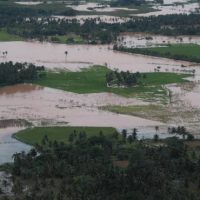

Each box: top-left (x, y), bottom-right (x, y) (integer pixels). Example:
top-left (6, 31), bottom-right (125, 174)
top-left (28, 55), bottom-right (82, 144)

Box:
top-left (1, 7), bottom-right (200, 43)
top-left (114, 44), bottom-right (200, 63)
top-left (106, 70), bottom-right (142, 87)
top-left (110, 0), bottom-right (145, 6)
top-left (0, 62), bottom-right (45, 86)
top-left (4, 129), bottom-right (200, 200)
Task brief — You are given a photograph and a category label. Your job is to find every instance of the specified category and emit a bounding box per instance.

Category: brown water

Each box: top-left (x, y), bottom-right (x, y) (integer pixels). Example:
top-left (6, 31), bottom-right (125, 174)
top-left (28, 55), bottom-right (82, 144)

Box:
top-left (0, 84), bottom-right (161, 128)
top-left (0, 41), bottom-right (197, 73)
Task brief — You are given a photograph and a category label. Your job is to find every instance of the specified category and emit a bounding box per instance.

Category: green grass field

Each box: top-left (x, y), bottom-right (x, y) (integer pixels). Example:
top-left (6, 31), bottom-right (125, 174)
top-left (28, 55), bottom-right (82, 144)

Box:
top-left (146, 44), bottom-right (200, 59)
top-left (34, 66), bottom-right (189, 102)
top-left (0, 29), bottom-right (22, 41)
top-left (125, 44), bottom-right (200, 63)
top-left (49, 34), bottom-right (85, 44)
top-left (14, 126), bottom-right (117, 145)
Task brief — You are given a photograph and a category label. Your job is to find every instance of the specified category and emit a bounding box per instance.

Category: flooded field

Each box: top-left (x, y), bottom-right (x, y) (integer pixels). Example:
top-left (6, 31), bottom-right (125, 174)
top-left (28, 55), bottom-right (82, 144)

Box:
top-left (0, 41), bottom-right (197, 73)
top-left (0, 39), bottom-right (200, 162)
top-left (0, 84), bottom-right (160, 127)
top-left (117, 33), bottom-right (200, 48)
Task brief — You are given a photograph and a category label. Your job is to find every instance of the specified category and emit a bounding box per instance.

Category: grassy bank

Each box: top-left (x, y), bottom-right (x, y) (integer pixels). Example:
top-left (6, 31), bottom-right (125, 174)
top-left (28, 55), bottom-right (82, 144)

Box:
top-left (0, 29), bottom-right (22, 41)
top-left (14, 126), bottom-right (117, 145)
top-left (115, 44), bottom-right (200, 63)
top-left (33, 66), bottom-right (190, 102)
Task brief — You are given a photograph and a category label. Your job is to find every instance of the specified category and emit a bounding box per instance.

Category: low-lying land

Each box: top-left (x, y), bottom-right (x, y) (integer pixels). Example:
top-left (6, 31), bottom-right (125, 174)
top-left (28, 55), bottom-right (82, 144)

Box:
top-left (114, 44), bottom-right (200, 63)
top-left (101, 103), bottom-right (200, 124)
top-left (33, 66), bottom-right (190, 102)
top-left (14, 126), bottom-right (117, 145)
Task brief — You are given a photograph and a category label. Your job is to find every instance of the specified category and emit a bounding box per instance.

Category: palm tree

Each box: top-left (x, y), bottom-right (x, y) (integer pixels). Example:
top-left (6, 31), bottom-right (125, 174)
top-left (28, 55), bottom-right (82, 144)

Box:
top-left (64, 50), bottom-right (68, 61)
top-left (155, 126), bottom-right (159, 134)
top-left (132, 128), bottom-right (138, 140)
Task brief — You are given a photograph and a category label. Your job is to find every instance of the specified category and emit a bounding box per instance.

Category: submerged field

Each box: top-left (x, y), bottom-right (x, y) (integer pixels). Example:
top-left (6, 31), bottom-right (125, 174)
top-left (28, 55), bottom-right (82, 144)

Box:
top-left (33, 66), bottom-right (190, 102)
top-left (14, 126), bottom-right (117, 145)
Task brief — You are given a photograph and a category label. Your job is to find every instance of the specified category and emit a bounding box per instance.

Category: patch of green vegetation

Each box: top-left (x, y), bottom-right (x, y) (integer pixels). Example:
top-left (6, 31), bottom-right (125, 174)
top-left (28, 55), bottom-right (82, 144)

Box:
top-left (14, 126), bottom-right (117, 145)
top-left (0, 29), bottom-right (22, 41)
top-left (50, 34), bottom-right (85, 44)
top-left (117, 44), bottom-right (200, 63)
top-left (33, 66), bottom-right (190, 102)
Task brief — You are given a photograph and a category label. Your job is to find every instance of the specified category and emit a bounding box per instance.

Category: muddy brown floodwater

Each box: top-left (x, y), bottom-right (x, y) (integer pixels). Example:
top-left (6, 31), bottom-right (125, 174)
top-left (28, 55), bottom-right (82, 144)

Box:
top-left (0, 41), bottom-right (197, 73)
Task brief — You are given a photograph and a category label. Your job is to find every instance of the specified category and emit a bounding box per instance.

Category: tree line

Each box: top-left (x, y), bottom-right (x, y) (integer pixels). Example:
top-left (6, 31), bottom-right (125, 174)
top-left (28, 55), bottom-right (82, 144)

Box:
top-left (0, 62), bottom-right (45, 86)
top-left (1, 11), bottom-right (200, 44)
top-left (106, 70), bottom-right (143, 87)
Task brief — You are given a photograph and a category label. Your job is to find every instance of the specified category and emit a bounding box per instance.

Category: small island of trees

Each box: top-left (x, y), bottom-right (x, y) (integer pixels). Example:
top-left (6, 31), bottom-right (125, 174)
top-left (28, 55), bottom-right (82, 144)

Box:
top-left (106, 70), bottom-right (144, 87)
top-left (0, 62), bottom-right (45, 86)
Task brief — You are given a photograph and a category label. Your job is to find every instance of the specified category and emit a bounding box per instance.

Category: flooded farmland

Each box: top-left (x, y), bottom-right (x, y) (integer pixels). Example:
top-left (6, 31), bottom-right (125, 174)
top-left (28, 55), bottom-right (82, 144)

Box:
top-left (0, 41), bottom-right (197, 72)
top-left (0, 36), bottom-right (200, 162)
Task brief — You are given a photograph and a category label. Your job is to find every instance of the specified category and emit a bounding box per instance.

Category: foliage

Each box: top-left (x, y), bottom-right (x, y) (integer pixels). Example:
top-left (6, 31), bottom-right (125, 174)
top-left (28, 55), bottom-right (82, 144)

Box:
top-left (0, 62), bottom-right (45, 86)
top-left (106, 70), bottom-right (142, 87)
top-left (8, 132), bottom-right (200, 200)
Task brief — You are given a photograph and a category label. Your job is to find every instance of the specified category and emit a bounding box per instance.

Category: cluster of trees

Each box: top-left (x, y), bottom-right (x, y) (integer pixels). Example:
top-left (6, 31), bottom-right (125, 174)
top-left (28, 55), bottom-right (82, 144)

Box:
top-left (0, 62), bottom-right (45, 86)
top-left (114, 45), bottom-right (200, 63)
top-left (110, 0), bottom-right (146, 6)
top-left (4, 131), bottom-right (200, 200)
top-left (106, 70), bottom-right (142, 87)
top-left (168, 126), bottom-right (194, 140)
